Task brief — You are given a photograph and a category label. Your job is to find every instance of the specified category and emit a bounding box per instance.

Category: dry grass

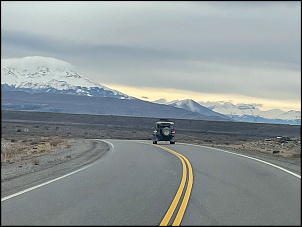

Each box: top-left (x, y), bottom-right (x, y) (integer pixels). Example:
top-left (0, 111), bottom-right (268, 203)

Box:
top-left (177, 137), bottom-right (301, 160)
top-left (1, 136), bottom-right (67, 163)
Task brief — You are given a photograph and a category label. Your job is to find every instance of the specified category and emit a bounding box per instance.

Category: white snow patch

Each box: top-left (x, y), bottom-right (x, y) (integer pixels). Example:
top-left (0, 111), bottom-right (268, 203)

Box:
top-left (1, 56), bottom-right (132, 99)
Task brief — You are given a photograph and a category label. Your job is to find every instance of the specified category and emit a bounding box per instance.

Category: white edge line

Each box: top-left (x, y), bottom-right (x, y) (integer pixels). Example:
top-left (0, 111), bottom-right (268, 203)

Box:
top-left (101, 140), bottom-right (115, 150)
top-left (2, 139), bottom-right (115, 202)
top-left (177, 142), bottom-right (301, 179)
top-left (1, 164), bottom-right (92, 202)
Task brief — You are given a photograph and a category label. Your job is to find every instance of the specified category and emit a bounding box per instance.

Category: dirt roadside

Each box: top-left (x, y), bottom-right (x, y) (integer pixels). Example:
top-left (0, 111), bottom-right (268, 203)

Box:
top-left (1, 138), bottom-right (109, 198)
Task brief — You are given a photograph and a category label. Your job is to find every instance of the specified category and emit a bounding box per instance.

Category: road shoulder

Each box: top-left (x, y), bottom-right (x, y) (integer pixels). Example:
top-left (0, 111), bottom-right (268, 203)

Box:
top-left (1, 139), bottom-right (109, 198)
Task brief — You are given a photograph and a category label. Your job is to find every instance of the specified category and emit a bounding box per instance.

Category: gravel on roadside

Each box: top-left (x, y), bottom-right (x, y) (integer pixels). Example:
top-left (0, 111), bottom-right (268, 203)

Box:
top-left (1, 139), bottom-right (110, 198)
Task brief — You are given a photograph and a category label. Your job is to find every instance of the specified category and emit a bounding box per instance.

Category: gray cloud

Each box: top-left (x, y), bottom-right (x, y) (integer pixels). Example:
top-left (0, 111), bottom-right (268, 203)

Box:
top-left (1, 1), bottom-right (301, 108)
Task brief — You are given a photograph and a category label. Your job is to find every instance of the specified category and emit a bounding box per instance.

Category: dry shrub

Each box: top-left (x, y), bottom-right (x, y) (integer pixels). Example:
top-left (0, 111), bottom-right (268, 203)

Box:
top-left (1, 139), bottom-right (26, 163)
top-left (49, 137), bottom-right (64, 147)
top-left (1, 136), bottom-right (65, 163)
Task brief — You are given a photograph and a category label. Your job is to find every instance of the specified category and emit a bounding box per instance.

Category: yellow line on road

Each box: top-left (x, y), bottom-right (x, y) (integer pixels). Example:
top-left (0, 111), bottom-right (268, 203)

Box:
top-left (171, 152), bottom-right (193, 226)
top-left (158, 149), bottom-right (187, 226)
top-left (155, 145), bottom-right (193, 226)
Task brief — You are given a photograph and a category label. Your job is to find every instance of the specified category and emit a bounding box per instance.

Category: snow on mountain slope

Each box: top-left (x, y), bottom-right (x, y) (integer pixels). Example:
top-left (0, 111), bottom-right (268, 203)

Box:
top-left (1, 56), bottom-right (133, 99)
top-left (153, 99), bottom-right (300, 124)
top-left (154, 99), bottom-right (232, 120)
top-left (200, 101), bottom-right (261, 116)
top-left (261, 109), bottom-right (301, 120)
top-left (199, 101), bottom-right (301, 121)
top-left (153, 98), bottom-right (168, 104)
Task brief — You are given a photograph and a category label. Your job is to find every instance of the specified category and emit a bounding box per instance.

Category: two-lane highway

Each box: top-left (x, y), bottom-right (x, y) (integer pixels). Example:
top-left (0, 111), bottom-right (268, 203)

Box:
top-left (160, 141), bottom-right (301, 225)
top-left (1, 139), bottom-right (301, 225)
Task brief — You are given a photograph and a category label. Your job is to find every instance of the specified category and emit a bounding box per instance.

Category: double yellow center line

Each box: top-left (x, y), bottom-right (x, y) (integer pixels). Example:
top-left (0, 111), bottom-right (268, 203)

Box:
top-left (155, 145), bottom-right (193, 226)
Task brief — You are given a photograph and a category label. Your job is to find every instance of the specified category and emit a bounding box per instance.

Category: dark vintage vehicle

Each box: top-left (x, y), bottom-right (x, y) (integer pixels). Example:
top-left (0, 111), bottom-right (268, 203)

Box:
top-left (153, 119), bottom-right (175, 144)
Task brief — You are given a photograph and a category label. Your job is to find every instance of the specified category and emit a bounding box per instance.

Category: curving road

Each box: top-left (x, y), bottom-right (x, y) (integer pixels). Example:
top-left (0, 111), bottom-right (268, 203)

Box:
top-left (1, 139), bottom-right (301, 225)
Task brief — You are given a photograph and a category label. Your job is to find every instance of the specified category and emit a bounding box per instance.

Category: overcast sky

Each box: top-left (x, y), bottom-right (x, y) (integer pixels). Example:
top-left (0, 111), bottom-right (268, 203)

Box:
top-left (1, 1), bottom-right (301, 111)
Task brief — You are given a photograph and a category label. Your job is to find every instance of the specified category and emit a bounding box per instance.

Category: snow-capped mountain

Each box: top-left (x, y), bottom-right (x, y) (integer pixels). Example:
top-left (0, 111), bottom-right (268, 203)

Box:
top-left (198, 101), bottom-right (301, 120)
top-left (153, 99), bottom-right (232, 121)
top-left (198, 101), bottom-right (301, 125)
top-left (260, 109), bottom-right (301, 120)
top-left (153, 99), bottom-right (300, 125)
top-left (199, 101), bottom-right (262, 117)
top-left (1, 56), bottom-right (134, 99)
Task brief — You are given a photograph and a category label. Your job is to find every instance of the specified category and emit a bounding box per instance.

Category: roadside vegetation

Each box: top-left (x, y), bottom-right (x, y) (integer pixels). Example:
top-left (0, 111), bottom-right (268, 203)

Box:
top-left (183, 137), bottom-right (301, 159)
top-left (1, 136), bottom-right (68, 164)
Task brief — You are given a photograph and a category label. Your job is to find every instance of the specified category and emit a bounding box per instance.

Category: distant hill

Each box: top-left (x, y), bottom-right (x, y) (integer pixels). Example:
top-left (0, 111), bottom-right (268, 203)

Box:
top-left (1, 91), bottom-right (231, 121)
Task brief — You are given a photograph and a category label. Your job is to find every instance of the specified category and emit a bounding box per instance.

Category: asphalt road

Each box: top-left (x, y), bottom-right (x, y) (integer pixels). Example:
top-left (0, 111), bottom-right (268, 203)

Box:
top-left (1, 139), bottom-right (301, 225)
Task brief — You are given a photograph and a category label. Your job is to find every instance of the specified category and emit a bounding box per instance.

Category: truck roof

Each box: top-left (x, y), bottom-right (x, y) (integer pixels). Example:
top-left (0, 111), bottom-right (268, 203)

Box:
top-left (156, 121), bottom-right (174, 125)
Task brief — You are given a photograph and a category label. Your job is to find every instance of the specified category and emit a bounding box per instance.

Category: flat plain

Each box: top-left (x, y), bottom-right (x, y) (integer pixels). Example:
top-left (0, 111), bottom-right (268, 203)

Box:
top-left (1, 110), bottom-right (301, 165)
top-left (1, 110), bottom-right (301, 196)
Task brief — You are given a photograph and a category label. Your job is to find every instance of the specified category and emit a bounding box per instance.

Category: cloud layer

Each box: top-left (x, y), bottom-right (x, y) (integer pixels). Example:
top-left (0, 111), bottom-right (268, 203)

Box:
top-left (1, 1), bottom-right (301, 109)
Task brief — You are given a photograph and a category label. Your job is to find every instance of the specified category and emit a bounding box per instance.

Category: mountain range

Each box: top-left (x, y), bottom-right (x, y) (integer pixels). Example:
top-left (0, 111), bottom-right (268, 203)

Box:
top-left (198, 101), bottom-right (301, 125)
top-left (153, 99), bottom-right (230, 121)
top-left (1, 90), bottom-right (230, 121)
top-left (1, 56), bottom-right (300, 125)
top-left (154, 99), bottom-right (301, 125)
top-left (1, 56), bottom-right (230, 121)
